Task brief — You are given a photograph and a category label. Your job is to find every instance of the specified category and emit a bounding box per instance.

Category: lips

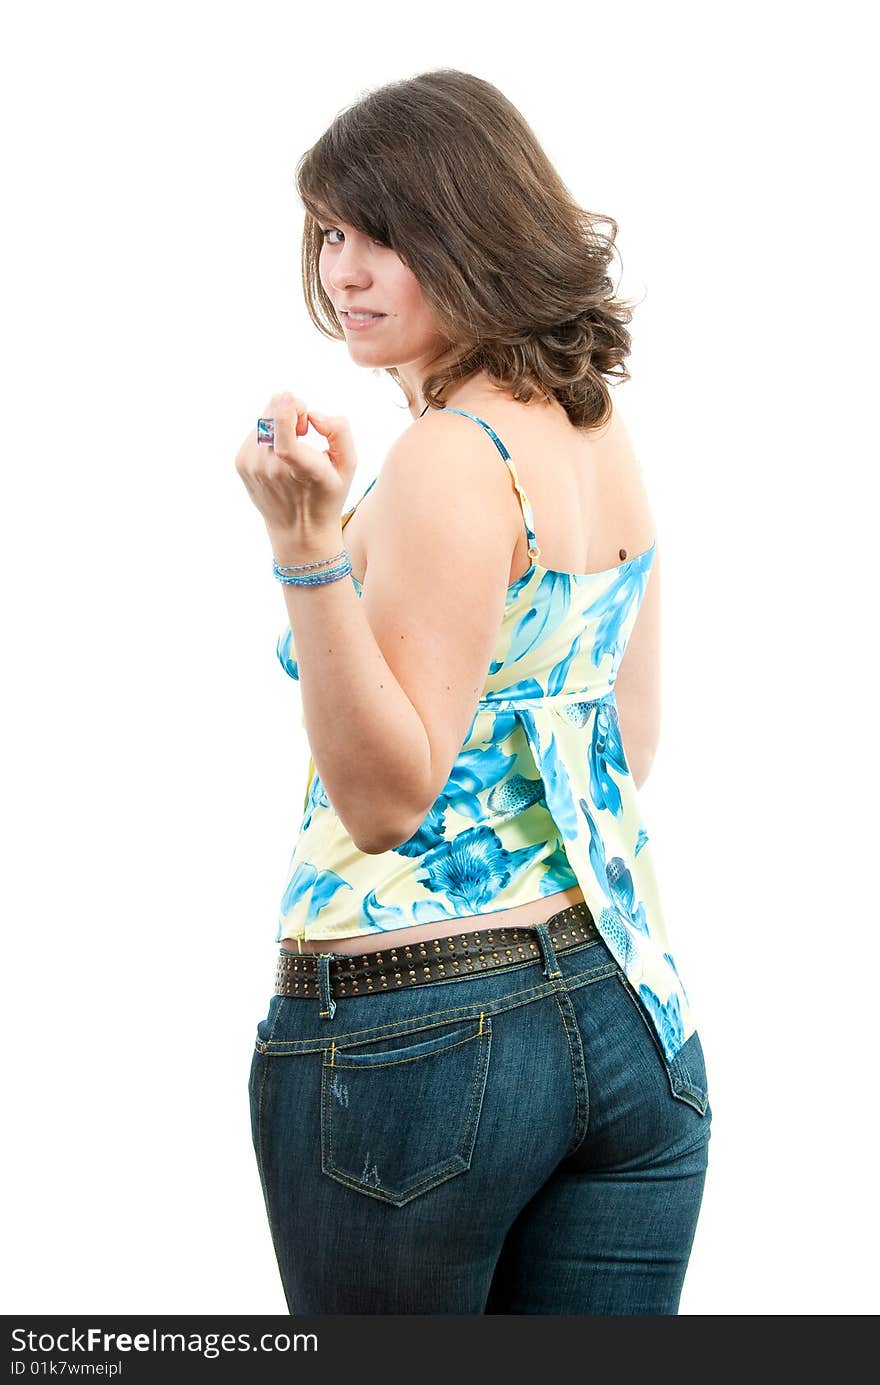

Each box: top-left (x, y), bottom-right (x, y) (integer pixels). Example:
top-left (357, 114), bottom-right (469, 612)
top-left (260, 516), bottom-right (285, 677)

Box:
top-left (340, 309), bottom-right (387, 332)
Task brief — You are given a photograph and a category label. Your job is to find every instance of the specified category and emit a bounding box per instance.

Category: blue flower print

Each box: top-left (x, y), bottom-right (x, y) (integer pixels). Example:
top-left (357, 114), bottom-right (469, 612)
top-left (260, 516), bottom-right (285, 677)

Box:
top-left (597, 905), bottom-right (641, 968)
top-left (546, 629), bottom-right (584, 697)
top-left (485, 707), bottom-right (520, 741)
top-left (529, 726), bottom-right (580, 841)
top-left (276, 626), bottom-right (298, 680)
top-left (487, 772), bottom-right (547, 823)
top-left (663, 951), bottom-right (691, 1006)
top-left (578, 788), bottom-right (650, 938)
top-left (589, 700), bottom-right (630, 817)
top-left (606, 856), bottom-right (649, 935)
top-left (636, 982), bottom-right (685, 1065)
top-left (414, 824), bottom-right (547, 912)
top-left (356, 891), bottom-right (408, 933)
top-left (394, 799), bottom-right (449, 858)
top-left (539, 841), bottom-right (581, 894)
top-left (578, 797), bottom-right (616, 904)
top-left (301, 771), bottom-right (331, 833)
top-left (504, 571), bottom-right (575, 665)
top-left (581, 559), bottom-right (652, 674)
top-left (441, 743), bottom-right (519, 822)
top-left (635, 824), bottom-right (649, 857)
top-left (394, 739), bottom-right (523, 858)
top-left (278, 860), bottom-right (318, 926)
top-left (483, 673), bottom-right (545, 700)
top-left (278, 860), bottom-right (352, 934)
top-left (557, 697), bottom-right (604, 729)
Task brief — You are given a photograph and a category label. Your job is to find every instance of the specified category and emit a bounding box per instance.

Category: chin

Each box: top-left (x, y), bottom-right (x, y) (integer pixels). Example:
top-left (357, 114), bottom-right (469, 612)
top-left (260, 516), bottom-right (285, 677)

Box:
top-left (347, 345), bottom-right (396, 364)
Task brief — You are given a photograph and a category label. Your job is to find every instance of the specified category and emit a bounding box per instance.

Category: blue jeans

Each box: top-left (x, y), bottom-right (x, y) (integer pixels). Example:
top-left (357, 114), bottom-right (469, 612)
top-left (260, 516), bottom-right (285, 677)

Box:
top-left (247, 919), bottom-right (712, 1314)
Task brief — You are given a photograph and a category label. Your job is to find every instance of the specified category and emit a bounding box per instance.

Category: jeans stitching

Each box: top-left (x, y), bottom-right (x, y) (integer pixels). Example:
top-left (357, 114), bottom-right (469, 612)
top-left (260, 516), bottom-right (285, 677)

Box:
top-left (615, 972), bottom-right (709, 1115)
top-left (326, 1025), bottom-right (485, 1069)
top-left (251, 994), bottom-right (290, 1261)
top-left (260, 958), bottom-right (620, 1054)
top-left (320, 1020), bottom-right (493, 1204)
top-left (320, 1158), bottom-right (469, 1207)
top-left (459, 1020), bottom-right (492, 1182)
top-left (550, 989), bottom-right (590, 1155)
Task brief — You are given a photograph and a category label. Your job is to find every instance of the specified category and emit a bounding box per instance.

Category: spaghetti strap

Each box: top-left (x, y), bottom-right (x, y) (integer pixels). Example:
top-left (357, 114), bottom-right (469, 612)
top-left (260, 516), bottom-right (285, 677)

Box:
top-left (440, 408), bottom-right (541, 560)
top-left (341, 475), bottom-right (378, 529)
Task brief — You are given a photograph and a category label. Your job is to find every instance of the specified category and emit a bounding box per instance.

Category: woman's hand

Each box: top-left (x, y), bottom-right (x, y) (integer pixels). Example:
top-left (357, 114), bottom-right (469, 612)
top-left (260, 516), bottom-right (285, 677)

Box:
top-left (235, 391), bottom-right (359, 536)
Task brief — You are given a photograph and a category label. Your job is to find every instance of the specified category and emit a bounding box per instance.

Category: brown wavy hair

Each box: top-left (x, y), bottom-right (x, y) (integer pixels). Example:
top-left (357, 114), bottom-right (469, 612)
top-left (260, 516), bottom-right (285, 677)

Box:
top-left (295, 69), bottom-right (640, 430)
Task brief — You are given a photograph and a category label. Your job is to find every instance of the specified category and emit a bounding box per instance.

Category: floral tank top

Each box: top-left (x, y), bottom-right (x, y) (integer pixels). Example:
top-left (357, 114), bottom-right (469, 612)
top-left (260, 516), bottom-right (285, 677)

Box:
top-left (274, 408), bottom-right (697, 1065)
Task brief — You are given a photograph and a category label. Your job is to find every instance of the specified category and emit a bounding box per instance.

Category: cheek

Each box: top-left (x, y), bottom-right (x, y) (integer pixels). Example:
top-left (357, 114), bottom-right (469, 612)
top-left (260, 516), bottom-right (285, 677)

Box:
top-left (395, 269), bottom-right (434, 326)
top-left (317, 249), bottom-right (335, 297)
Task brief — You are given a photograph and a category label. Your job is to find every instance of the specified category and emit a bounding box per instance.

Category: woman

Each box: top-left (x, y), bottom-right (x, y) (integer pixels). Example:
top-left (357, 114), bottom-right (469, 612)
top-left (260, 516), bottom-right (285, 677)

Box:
top-left (238, 69), bottom-right (712, 1315)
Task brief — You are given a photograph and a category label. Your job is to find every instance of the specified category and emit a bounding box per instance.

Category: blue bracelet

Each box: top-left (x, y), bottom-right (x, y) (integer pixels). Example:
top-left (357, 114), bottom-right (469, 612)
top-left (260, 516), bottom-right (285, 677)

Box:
top-left (272, 550), bottom-right (353, 586)
top-left (274, 547), bottom-right (348, 573)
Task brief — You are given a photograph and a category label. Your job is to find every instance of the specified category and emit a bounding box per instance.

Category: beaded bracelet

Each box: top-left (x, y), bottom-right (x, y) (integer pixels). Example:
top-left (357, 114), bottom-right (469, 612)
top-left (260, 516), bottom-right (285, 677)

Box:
top-left (274, 547), bottom-right (348, 572)
top-left (272, 547), bottom-right (353, 586)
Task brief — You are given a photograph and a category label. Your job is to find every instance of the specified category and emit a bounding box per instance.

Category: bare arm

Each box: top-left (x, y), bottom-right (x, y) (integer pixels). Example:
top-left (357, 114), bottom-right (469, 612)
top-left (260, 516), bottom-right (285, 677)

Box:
top-left (269, 415), bottom-right (518, 853)
top-left (268, 518), bottom-right (433, 854)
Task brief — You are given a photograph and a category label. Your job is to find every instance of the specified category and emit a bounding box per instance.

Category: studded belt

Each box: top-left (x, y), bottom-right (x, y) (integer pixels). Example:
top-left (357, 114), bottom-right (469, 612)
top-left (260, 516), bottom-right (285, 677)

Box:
top-left (273, 901), bottom-right (600, 999)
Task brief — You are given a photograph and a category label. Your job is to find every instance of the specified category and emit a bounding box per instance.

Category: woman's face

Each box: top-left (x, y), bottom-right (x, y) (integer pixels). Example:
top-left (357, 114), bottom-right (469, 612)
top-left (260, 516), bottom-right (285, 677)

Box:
top-left (316, 213), bottom-right (447, 371)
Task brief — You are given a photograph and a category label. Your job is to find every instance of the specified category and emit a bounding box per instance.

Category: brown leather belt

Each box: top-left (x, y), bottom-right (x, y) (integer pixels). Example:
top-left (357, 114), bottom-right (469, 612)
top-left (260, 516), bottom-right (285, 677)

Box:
top-left (274, 901), bottom-right (600, 999)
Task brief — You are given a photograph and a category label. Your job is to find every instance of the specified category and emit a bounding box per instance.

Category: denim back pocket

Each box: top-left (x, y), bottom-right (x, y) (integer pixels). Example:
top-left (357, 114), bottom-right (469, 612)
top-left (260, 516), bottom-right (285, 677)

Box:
top-left (320, 1013), bottom-right (493, 1207)
top-left (616, 973), bottom-right (710, 1116)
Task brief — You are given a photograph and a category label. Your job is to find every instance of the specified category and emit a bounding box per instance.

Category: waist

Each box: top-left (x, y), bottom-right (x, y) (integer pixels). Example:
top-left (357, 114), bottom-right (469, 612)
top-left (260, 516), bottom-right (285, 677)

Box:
top-left (272, 899), bottom-right (602, 1006)
top-left (280, 885), bottom-right (587, 955)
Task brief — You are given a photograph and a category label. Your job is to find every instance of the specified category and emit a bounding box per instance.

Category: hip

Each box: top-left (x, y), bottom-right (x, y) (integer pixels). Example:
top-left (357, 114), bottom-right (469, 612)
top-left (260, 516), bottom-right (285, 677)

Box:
top-left (249, 911), bottom-right (712, 1213)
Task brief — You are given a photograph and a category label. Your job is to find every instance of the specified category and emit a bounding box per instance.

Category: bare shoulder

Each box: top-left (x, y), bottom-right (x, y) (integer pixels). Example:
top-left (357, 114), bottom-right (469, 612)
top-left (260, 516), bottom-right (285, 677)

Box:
top-left (367, 406), bottom-right (524, 562)
top-left (354, 407), bottom-right (532, 828)
top-left (589, 397), bottom-right (650, 486)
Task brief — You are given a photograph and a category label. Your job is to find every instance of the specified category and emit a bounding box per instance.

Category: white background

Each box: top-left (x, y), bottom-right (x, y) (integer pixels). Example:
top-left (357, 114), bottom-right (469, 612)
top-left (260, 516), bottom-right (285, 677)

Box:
top-left (3, 0), bottom-right (877, 1315)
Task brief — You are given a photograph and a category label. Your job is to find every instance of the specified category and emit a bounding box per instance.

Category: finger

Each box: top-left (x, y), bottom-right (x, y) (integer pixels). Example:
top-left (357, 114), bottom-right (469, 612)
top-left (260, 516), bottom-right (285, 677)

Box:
top-left (306, 411), bottom-right (357, 479)
top-left (262, 394), bottom-right (303, 460)
top-left (268, 392), bottom-right (309, 441)
top-left (307, 410), bottom-right (348, 439)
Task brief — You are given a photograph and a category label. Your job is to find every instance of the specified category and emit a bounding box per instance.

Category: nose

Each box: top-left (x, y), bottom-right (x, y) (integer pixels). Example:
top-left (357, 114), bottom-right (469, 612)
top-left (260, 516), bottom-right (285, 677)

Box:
top-left (327, 241), bottom-right (372, 294)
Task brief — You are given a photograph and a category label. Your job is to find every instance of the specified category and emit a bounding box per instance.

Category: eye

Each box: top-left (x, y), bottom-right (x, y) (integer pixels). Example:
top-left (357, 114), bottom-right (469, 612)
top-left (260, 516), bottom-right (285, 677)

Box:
top-left (318, 226), bottom-right (387, 250)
